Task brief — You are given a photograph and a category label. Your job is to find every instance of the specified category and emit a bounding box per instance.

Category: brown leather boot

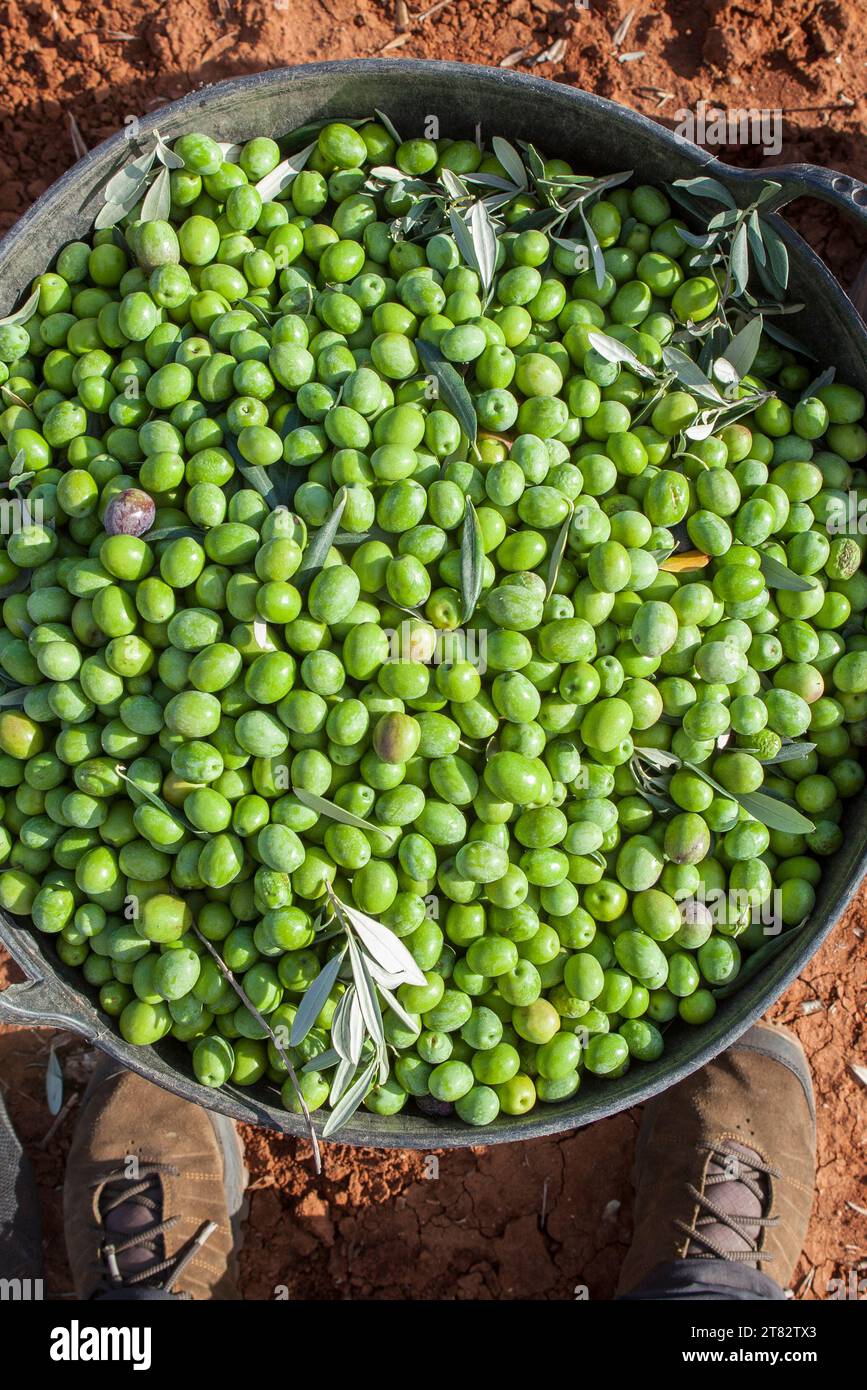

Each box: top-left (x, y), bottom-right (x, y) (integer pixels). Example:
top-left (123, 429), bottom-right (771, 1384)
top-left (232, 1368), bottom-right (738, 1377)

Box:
top-left (617, 1022), bottom-right (815, 1296)
top-left (63, 1057), bottom-right (247, 1300)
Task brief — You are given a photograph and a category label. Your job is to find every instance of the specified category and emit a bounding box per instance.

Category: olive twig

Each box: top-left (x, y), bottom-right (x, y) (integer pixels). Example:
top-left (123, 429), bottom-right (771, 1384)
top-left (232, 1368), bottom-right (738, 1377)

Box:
top-left (191, 925), bottom-right (322, 1175)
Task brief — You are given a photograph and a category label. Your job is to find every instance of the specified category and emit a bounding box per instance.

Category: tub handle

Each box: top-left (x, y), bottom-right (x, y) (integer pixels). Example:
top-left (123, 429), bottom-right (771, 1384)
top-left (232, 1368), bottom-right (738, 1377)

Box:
top-left (739, 162), bottom-right (867, 231)
top-left (0, 945), bottom-right (96, 1036)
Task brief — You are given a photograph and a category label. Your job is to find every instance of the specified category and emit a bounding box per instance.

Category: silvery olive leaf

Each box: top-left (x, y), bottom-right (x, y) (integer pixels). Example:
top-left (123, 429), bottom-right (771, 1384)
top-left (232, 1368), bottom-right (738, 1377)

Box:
top-left (140, 164), bottom-right (172, 223)
top-left (441, 167), bottom-right (470, 202)
top-left (155, 131), bottom-right (186, 169)
top-left (329, 1054), bottom-right (356, 1108)
top-left (466, 171), bottom-right (520, 192)
top-left (347, 987), bottom-right (367, 1064)
top-left (346, 934), bottom-right (385, 1046)
top-left (661, 345), bottom-right (723, 402)
top-left (290, 949), bottom-right (346, 1047)
top-left (801, 366), bottom-right (835, 400)
top-left (335, 901), bottom-right (426, 986)
top-left (104, 147), bottom-right (157, 205)
top-left (367, 164), bottom-right (407, 183)
top-left (302, 1048), bottom-right (340, 1074)
top-left (291, 786), bottom-right (399, 846)
top-left (671, 175), bottom-right (737, 209)
top-left (579, 205), bottom-right (605, 290)
top-left (329, 987), bottom-right (355, 1063)
top-left (588, 331), bottom-right (656, 379)
top-left (759, 219), bottom-right (789, 290)
top-left (716, 314), bottom-right (763, 382)
top-left (634, 745), bottom-right (680, 772)
top-left (729, 223), bottom-right (750, 297)
top-left (323, 1058), bottom-right (377, 1137)
top-left (0, 287), bottom-right (41, 330)
top-left (367, 975), bottom-right (419, 1033)
top-left (374, 108), bottom-right (402, 144)
top-left (460, 498), bottom-right (485, 622)
top-left (295, 488), bottom-right (348, 588)
top-left (255, 141), bottom-right (317, 200)
top-left (491, 136), bottom-right (528, 190)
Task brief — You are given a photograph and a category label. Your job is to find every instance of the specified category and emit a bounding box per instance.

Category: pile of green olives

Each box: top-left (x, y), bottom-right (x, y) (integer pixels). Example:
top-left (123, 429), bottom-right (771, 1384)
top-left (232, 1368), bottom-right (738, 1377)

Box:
top-left (0, 116), bottom-right (865, 1130)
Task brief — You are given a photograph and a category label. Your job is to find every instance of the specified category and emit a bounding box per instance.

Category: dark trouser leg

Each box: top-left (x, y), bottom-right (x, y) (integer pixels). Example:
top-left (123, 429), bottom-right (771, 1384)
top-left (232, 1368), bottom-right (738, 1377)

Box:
top-left (94, 1288), bottom-right (179, 1301)
top-left (617, 1258), bottom-right (786, 1301)
top-left (0, 1093), bottom-right (43, 1284)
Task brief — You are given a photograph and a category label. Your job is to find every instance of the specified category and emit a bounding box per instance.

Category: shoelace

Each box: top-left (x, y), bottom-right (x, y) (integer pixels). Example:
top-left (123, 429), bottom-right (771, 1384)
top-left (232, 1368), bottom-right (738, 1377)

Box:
top-left (674, 1140), bottom-right (781, 1265)
top-left (98, 1163), bottom-right (217, 1297)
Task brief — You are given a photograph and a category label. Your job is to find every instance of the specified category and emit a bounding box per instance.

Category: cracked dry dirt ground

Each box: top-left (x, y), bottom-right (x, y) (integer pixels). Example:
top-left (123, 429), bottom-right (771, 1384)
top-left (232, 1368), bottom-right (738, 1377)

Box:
top-left (1, 0), bottom-right (867, 1302)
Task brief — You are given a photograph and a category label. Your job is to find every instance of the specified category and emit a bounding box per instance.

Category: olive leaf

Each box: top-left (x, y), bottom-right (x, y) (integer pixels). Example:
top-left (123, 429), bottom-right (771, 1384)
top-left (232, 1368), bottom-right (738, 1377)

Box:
top-left (223, 435), bottom-right (289, 511)
top-left (145, 525), bottom-right (205, 544)
top-left (415, 337), bottom-right (477, 445)
top-left (801, 366), bottom-right (835, 401)
top-left (255, 140), bottom-right (317, 201)
top-left (103, 146), bottom-right (157, 205)
top-left (192, 926), bottom-right (321, 1169)
top-left (290, 948), bottom-right (346, 1047)
top-left (717, 315), bottom-right (763, 382)
top-left (333, 898), bottom-right (426, 987)
top-left (140, 164), bottom-right (172, 223)
top-left (677, 226), bottom-right (720, 251)
top-left (0, 686), bottom-right (29, 707)
top-left (302, 1048), bottom-right (340, 1074)
top-left (373, 108), bottom-right (402, 144)
top-left (729, 223), bottom-right (750, 297)
top-left (155, 131), bottom-right (185, 170)
top-left (0, 286), bottom-right (41, 330)
top-left (449, 201), bottom-right (499, 298)
top-left (523, 142), bottom-right (547, 185)
top-left (115, 766), bottom-right (208, 838)
top-left (683, 760), bottom-right (816, 835)
top-left (760, 220), bottom-right (790, 291)
top-left (579, 204), bottom-right (605, 290)
top-left (322, 1057), bottom-right (377, 1138)
top-left (491, 137), bottom-right (528, 191)
top-left (759, 552), bottom-right (814, 592)
top-left (589, 331), bottom-right (656, 380)
top-left (661, 344), bottom-right (723, 402)
top-left (1, 383), bottom-right (32, 409)
top-left (441, 168), bottom-right (470, 202)
top-left (291, 786), bottom-right (399, 846)
top-left (330, 985), bottom-right (360, 1067)
top-left (364, 968), bottom-right (419, 1032)
top-left (95, 146), bottom-right (157, 229)
top-left (294, 487), bottom-right (348, 589)
top-left (469, 200), bottom-right (499, 298)
top-left (633, 745), bottom-right (680, 774)
top-left (546, 504), bottom-right (574, 598)
top-left (670, 175), bottom-right (737, 209)
top-left (45, 1044), bottom-right (64, 1116)
top-left (459, 497), bottom-right (485, 622)
top-left (736, 789), bottom-right (815, 833)
top-left (756, 740), bottom-right (817, 765)
top-left (346, 933), bottom-right (385, 1046)
top-left (761, 318), bottom-right (815, 359)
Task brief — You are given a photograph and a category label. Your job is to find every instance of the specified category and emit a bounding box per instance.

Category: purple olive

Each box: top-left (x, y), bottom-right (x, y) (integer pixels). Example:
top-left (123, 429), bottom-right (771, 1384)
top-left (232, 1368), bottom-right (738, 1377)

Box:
top-left (103, 488), bottom-right (156, 537)
top-left (415, 1095), bottom-right (454, 1118)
